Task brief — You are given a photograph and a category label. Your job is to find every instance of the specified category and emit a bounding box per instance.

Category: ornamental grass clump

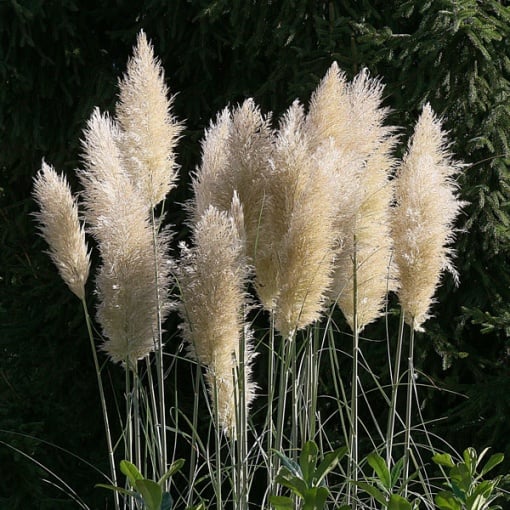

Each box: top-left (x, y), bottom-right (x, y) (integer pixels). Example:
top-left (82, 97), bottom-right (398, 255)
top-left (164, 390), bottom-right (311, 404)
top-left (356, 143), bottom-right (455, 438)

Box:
top-left (31, 29), bottom-right (480, 510)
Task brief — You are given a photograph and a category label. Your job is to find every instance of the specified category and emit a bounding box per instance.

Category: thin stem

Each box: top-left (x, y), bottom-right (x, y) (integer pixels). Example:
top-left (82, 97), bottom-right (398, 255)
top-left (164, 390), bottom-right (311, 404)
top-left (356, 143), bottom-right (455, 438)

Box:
top-left (125, 363), bottom-right (134, 510)
top-left (187, 360), bottom-right (202, 508)
top-left (133, 364), bottom-right (141, 473)
top-left (403, 320), bottom-right (416, 496)
top-left (213, 375), bottom-right (223, 510)
top-left (81, 298), bottom-right (119, 510)
top-left (348, 240), bottom-right (359, 507)
top-left (150, 207), bottom-right (167, 482)
top-left (386, 311), bottom-right (406, 465)
top-left (267, 313), bottom-right (276, 495)
top-left (290, 333), bottom-right (298, 462)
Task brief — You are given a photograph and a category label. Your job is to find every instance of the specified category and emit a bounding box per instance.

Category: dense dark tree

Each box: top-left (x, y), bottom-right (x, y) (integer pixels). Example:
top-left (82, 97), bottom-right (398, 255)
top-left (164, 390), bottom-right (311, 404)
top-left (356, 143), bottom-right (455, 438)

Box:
top-left (1, 1), bottom-right (509, 507)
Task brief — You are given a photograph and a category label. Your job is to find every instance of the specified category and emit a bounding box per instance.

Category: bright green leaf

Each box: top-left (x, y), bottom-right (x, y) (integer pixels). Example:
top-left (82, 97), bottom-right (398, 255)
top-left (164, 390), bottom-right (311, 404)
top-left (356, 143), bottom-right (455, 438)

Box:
top-left (390, 457), bottom-right (405, 488)
top-left (463, 447), bottom-right (478, 476)
top-left (388, 494), bottom-right (412, 510)
top-left (435, 491), bottom-right (462, 510)
top-left (300, 441), bottom-right (318, 486)
top-left (432, 453), bottom-right (455, 469)
top-left (272, 449), bottom-right (302, 478)
top-left (269, 495), bottom-right (294, 509)
top-left (480, 453), bottom-right (504, 477)
top-left (303, 486), bottom-right (329, 510)
top-left (367, 452), bottom-right (392, 490)
top-left (314, 446), bottom-right (347, 486)
top-left (275, 467), bottom-right (308, 498)
top-left (136, 479), bottom-right (163, 510)
top-left (355, 481), bottom-right (387, 506)
top-left (158, 458), bottom-right (185, 487)
top-left (120, 460), bottom-right (144, 488)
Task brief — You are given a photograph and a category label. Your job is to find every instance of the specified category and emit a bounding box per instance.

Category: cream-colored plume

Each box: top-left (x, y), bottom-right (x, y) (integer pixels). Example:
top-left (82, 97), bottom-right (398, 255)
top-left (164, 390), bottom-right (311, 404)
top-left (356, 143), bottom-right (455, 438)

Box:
top-left (79, 109), bottom-right (172, 366)
top-left (177, 203), bottom-right (255, 434)
top-left (116, 30), bottom-right (183, 208)
top-left (33, 162), bottom-right (90, 300)
top-left (255, 101), bottom-right (339, 337)
top-left (392, 104), bottom-right (464, 331)
top-left (306, 64), bottom-right (397, 332)
top-left (189, 99), bottom-right (272, 259)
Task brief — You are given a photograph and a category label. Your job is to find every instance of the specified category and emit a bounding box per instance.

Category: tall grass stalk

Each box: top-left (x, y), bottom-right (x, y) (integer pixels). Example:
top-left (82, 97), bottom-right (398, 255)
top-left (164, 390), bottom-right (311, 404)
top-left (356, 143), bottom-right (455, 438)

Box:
top-left (385, 311), bottom-right (406, 465)
top-left (404, 318), bottom-right (416, 496)
top-left (81, 298), bottom-right (120, 510)
top-left (150, 206), bottom-right (168, 485)
top-left (348, 238), bottom-right (360, 506)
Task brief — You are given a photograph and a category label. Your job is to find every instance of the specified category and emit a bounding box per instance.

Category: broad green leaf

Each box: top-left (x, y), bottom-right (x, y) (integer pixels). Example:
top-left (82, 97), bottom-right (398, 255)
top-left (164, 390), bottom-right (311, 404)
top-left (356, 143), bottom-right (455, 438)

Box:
top-left (275, 467), bottom-right (308, 498)
top-left (158, 458), bottom-right (185, 487)
top-left (300, 441), bottom-right (318, 486)
top-left (355, 481), bottom-right (387, 506)
top-left (435, 491), bottom-right (462, 510)
top-left (303, 486), bottom-right (329, 510)
top-left (450, 464), bottom-right (472, 494)
top-left (388, 494), bottom-right (412, 510)
top-left (463, 447), bottom-right (478, 476)
top-left (467, 492), bottom-right (487, 510)
top-left (432, 453), bottom-right (455, 469)
top-left (186, 504), bottom-right (205, 510)
top-left (471, 479), bottom-right (496, 500)
top-left (480, 453), bottom-right (504, 477)
top-left (271, 449), bottom-right (302, 477)
top-left (314, 446), bottom-right (347, 486)
top-left (390, 458), bottom-right (405, 488)
top-left (120, 460), bottom-right (144, 488)
top-left (161, 492), bottom-right (173, 510)
top-left (95, 483), bottom-right (137, 498)
top-left (367, 452), bottom-right (391, 490)
top-left (269, 495), bottom-right (294, 509)
top-left (136, 479), bottom-right (163, 510)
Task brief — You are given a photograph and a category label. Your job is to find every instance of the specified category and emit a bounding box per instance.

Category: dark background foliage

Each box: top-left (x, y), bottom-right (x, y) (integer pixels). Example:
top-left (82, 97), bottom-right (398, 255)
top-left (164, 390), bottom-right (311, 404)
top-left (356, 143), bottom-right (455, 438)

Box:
top-left (1, 1), bottom-right (509, 508)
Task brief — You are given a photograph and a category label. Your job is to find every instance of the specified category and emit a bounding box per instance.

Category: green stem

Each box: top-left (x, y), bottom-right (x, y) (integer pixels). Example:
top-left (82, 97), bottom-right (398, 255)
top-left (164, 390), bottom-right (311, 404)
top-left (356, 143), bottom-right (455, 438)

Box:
top-left (403, 320), bottom-right (416, 496)
top-left (81, 298), bottom-right (119, 510)
top-left (150, 208), bottom-right (167, 483)
top-left (348, 239), bottom-right (359, 507)
top-left (267, 312), bottom-right (276, 496)
top-left (386, 311), bottom-right (406, 466)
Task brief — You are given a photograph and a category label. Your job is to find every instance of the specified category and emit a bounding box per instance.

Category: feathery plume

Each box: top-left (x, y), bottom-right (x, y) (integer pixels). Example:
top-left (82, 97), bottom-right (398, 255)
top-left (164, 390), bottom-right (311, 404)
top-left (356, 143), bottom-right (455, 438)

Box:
top-left (33, 162), bottom-right (90, 300)
top-left (256, 101), bottom-right (339, 337)
top-left (392, 104), bottom-right (464, 331)
top-left (306, 65), bottom-right (397, 332)
top-left (189, 99), bottom-right (272, 259)
top-left (116, 30), bottom-right (183, 208)
top-left (78, 109), bottom-right (172, 366)
top-left (177, 204), bottom-right (255, 434)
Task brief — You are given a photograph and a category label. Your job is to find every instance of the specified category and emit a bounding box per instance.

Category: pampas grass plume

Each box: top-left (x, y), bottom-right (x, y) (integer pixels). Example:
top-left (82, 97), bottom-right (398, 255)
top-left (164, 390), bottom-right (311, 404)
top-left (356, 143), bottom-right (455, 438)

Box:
top-left (306, 65), bottom-right (397, 331)
top-left (392, 104), bottom-right (464, 330)
top-left (256, 101), bottom-right (339, 337)
top-left (79, 109), bottom-right (172, 366)
top-left (190, 99), bottom-right (272, 260)
top-left (116, 30), bottom-right (183, 208)
top-left (33, 162), bottom-right (90, 300)
top-left (177, 204), bottom-right (255, 433)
